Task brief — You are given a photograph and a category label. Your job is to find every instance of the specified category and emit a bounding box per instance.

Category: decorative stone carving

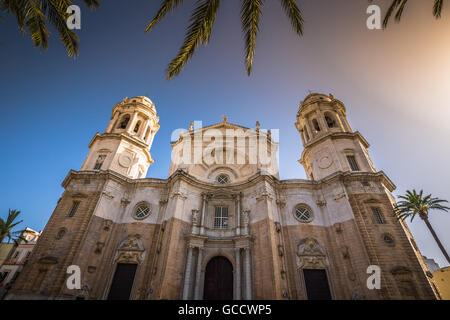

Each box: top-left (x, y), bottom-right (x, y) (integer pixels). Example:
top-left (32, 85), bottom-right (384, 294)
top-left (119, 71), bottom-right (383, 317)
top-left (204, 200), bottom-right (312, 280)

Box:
top-left (156, 241), bottom-right (162, 254)
top-left (296, 238), bottom-right (328, 269)
top-left (103, 219), bottom-right (113, 231)
top-left (278, 245), bottom-right (284, 257)
top-left (316, 200), bottom-right (327, 207)
top-left (241, 210), bottom-right (250, 227)
top-left (170, 191), bottom-right (187, 200)
top-left (121, 198), bottom-right (131, 206)
top-left (115, 234), bottom-right (145, 264)
top-left (191, 209), bottom-right (200, 226)
top-left (334, 192), bottom-right (346, 201)
top-left (274, 222), bottom-right (282, 233)
top-left (341, 246), bottom-right (350, 259)
top-left (102, 191), bottom-right (114, 200)
top-left (276, 199), bottom-right (286, 208)
top-left (95, 242), bottom-right (105, 254)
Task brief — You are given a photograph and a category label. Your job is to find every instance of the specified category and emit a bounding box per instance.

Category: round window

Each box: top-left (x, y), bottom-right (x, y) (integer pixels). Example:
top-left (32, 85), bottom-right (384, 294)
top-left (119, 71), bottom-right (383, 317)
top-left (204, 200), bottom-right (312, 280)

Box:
top-left (217, 174), bottom-right (229, 185)
top-left (382, 233), bottom-right (395, 246)
top-left (133, 204), bottom-right (151, 220)
top-left (294, 205), bottom-right (313, 223)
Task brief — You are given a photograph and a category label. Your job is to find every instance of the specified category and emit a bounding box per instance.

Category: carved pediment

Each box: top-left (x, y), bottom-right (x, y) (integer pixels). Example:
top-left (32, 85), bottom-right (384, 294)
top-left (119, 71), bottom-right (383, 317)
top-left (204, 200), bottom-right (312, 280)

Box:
top-left (115, 234), bottom-right (145, 264)
top-left (297, 237), bottom-right (325, 256)
top-left (296, 238), bottom-right (328, 269)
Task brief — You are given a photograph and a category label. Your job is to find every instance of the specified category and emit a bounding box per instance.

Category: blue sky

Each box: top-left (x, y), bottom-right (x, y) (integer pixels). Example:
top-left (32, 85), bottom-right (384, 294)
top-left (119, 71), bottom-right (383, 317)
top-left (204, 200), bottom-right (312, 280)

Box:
top-left (1, 0), bottom-right (449, 267)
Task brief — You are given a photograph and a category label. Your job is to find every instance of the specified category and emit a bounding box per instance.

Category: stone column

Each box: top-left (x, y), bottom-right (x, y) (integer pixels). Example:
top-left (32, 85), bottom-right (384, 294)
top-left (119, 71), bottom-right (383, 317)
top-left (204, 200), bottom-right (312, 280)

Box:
top-left (244, 247), bottom-right (252, 300)
top-left (316, 110), bottom-right (327, 134)
top-left (305, 118), bottom-right (314, 138)
top-left (234, 248), bottom-right (241, 300)
top-left (236, 194), bottom-right (241, 236)
top-left (182, 245), bottom-right (194, 299)
top-left (200, 194), bottom-right (207, 235)
top-left (194, 247), bottom-right (204, 300)
top-left (140, 119), bottom-right (150, 139)
top-left (127, 112), bottom-right (139, 134)
top-left (334, 112), bottom-right (346, 132)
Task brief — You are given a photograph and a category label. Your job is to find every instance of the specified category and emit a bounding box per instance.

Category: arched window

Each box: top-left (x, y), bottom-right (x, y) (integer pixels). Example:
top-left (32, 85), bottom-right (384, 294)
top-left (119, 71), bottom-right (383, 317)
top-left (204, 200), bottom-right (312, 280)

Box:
top-left (303, 127), bottom-right (310, 141)
top-left (144, 127), bottom-right (151, 141)
top-left (118, 115), bottom-right (130, 129)
top-left (312, 119), bottom-right (321, 132)
top-left (324, 113), bottom-right (337, 128)
top-left (134, 121), bottom-right (141, 133)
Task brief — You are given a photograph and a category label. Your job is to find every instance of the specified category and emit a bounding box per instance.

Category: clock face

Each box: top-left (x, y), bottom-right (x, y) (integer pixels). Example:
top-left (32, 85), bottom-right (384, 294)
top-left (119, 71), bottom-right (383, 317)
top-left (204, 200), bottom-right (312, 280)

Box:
top-left (318, 156), bottom-right (333, 169)
top-left (118, 153), bottom-right (133, 168)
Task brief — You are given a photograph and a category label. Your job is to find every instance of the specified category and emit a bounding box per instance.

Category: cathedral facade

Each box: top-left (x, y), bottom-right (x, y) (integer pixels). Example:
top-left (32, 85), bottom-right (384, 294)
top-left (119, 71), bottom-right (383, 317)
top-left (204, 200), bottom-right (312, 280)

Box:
top-left (7, 94), bottom-right (438, 300)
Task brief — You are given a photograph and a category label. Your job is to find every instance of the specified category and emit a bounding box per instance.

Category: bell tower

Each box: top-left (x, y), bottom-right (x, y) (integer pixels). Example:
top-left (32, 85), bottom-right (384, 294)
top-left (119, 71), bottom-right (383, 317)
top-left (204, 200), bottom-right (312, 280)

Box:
top-left (296, 93), bottom-right (376, 181)
top-left (80, 96), bottom-right (160, 179)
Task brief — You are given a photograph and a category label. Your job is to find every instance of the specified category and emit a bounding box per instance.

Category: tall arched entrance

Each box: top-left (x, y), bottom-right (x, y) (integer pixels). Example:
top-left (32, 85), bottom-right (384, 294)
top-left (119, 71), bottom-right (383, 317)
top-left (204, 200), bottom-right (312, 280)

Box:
top-left (203, 256), bottom-right (233, 300)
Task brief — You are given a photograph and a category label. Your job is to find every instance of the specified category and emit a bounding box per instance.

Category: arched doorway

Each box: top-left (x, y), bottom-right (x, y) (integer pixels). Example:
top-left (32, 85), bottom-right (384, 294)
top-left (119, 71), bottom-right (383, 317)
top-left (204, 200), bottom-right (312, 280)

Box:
top-left (203, 256), bottom-right (233, 300)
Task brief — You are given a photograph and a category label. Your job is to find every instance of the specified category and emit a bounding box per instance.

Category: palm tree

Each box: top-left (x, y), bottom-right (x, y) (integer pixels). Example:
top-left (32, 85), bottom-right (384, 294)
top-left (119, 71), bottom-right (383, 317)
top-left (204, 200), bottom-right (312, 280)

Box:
top-left (395, 190), bottom-right (450, 264)
top-left (145, 0), bottom-right (304, 79)
top-left (0, 209), bottom-right (23, 243)
top-left (1, 0), bottom-right (100, 57)
top-left (370, 0), bottom-right (445, 28)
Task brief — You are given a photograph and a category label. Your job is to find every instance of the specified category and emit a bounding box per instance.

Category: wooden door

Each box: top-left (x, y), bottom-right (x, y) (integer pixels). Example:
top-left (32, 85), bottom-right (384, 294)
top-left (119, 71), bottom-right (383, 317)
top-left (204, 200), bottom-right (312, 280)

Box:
top-left (203, 256), bottom-right (233, 300)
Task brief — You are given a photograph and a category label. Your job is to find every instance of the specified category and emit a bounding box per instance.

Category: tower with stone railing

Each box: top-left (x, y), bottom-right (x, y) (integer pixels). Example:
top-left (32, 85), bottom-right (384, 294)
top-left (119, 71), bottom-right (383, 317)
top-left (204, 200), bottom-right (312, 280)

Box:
top-left (80, 96), bottom-right (160, 179)
top-left (296, 93), bottom-right (376, 181)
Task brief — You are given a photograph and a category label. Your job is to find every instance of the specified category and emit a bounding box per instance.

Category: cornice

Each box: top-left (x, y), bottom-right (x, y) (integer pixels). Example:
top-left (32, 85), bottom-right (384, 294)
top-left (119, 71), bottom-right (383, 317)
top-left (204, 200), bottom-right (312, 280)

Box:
top-left (61, 168), bottom-right (395, 193)
top-left (87, 132), bottom-right (154, 165)
top-left (300, 131), bottom-right (369, 162)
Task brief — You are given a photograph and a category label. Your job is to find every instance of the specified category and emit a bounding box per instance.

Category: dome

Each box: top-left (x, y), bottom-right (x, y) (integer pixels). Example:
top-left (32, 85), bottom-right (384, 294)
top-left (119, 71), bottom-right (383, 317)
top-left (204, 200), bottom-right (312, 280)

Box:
top-left (113, 96), bottom-right (156, 114)
top-left (300, 93), bottom-right (333, 108)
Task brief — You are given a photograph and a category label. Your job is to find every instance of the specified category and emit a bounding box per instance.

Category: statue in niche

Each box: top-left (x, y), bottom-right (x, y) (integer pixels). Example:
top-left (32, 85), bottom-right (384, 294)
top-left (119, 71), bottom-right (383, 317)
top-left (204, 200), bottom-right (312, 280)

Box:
top-left (241, 210), bottom-right (250, 227)
top-left (192, 209), bottom-right (200, 226)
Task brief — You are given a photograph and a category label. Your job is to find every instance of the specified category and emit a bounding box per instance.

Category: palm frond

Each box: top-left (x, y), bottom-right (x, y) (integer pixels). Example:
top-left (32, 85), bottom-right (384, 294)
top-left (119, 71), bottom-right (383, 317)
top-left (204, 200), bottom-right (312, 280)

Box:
top-left (166, 0), bottom-right (220, 80)
top-left (145, 0), bottom-right (184, 33)
top-left (394, 189), bottom-right (449, 222)
top-left (0, 209), bottom-right (23, 243)
top-left (47, 0), bottom-right (79, 57)
top-left (434, 0), bottom-right (444, 18)
top-left (82, 0), bottom-right (100, 9)
top-left (279, 0), bottom-right (303, 35)
top-left (383, 0), bottom-right (406, 28)
top-left (241, 0), bottom-right (263, 76)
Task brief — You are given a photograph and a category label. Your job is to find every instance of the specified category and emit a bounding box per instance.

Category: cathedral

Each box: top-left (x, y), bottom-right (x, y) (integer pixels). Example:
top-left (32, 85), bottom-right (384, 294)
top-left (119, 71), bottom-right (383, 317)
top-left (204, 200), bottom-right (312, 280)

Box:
top-left (7, 93), bottom-right (438, 300)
